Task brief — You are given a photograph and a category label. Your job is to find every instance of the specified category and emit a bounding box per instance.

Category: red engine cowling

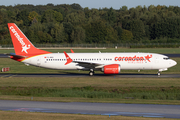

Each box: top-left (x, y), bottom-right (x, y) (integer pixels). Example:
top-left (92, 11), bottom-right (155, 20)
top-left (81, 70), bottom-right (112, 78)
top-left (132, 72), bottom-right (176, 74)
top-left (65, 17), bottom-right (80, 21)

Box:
top-left (103, 64), bottom-right (121, 74)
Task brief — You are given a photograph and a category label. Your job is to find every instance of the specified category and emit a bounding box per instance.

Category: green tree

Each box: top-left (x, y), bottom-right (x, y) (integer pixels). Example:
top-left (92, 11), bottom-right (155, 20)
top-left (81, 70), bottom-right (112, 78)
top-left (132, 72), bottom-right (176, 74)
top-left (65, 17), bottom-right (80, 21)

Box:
top-left (120, 6), bottom-right (128, 11)
top-left (124, 19), bottom-right (145, 41)
top-left (85, 9), bottom-right (100, 23)
top-left (25, 27), bottom-right (37, 43)
top-left (71, 3), bottom-right (83, 10)
top-left (53, 11), bottom-right (63, 23)
top-left (64, 11), bottom-right (85, 26)
top-left (151, 17), bottom-right (180, 39)
top-left (85, 20), bottom-right (118, 43)
top-left (105, 26), bottom-right (118, 43)
top-left (63, 22), bottom-right (74, 43)
top-left (0, 4), bottom-right (180, 45)
top-left (116, 26), bottom-right (123, 40)
top-left (37, 31), bottom-right (53, 43)
top-left (71, 26), bottom-right (86, 43)
top-left (50, 23), bottom-right (65, 43)
top-left (103, 7), bottom-right (116, 25)
top-left (85, 20), bottom-right (107, 43)
top-left (173, 6), bottom-right (180, 15)
top-left (41, 10), bottom-right (56, 23)
top-left (121, 29), bottom-right (133, 42)
top-left (0, 11), bottom-right (3, 24)
top-left (42, 10), bottom-right (63, 23)
top-left (28, 11), bottom-right (39, 23)
top-left (16, 9), bottom-right (30, 26)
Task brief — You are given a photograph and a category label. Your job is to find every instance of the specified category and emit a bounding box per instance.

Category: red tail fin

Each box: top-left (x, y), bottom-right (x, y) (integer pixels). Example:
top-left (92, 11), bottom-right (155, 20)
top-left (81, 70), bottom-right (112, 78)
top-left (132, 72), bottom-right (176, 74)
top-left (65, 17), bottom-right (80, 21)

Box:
top-left (8, 23), bottom-right (51, 56)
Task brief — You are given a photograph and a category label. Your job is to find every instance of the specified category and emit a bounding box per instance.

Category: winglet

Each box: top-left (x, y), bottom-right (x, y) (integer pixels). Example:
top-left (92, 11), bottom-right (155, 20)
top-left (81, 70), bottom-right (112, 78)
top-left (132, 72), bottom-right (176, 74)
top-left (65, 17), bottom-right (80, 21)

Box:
top-left (71, 49), bottom-right (74, 53)
top-left (64, 51), bottom-right (73, 65)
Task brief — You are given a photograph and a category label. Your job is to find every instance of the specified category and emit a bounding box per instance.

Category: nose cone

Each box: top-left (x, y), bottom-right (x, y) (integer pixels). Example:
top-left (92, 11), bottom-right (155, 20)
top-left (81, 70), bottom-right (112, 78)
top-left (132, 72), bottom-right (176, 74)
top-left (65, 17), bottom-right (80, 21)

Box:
top-left (170, 60), bottom-right (177, 67)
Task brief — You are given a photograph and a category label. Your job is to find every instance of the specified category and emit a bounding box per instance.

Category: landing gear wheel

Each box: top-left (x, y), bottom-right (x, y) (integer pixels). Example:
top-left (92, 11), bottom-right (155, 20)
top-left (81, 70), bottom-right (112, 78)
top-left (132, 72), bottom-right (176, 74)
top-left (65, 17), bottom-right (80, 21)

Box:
top-left (89, 71), bottom-right (94, 76)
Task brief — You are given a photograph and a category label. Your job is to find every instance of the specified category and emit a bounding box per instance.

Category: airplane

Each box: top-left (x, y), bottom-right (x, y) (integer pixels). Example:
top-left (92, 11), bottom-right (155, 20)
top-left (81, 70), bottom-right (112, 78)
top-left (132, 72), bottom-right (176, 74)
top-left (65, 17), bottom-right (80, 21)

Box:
top-left (7, 23), bottom-right (177, 76)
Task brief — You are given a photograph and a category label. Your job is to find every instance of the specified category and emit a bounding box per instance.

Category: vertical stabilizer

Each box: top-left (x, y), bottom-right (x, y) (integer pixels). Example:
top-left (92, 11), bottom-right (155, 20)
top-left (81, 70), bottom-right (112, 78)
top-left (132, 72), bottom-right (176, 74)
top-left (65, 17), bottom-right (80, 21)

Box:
top-left (8, 23), bottom-right (51, 56)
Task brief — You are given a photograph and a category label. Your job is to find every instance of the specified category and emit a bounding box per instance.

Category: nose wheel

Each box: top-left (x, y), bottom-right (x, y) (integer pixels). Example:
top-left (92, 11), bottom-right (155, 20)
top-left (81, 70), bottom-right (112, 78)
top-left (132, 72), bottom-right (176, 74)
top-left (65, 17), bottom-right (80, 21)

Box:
top-left (158, 72), bottom-right (161, 76)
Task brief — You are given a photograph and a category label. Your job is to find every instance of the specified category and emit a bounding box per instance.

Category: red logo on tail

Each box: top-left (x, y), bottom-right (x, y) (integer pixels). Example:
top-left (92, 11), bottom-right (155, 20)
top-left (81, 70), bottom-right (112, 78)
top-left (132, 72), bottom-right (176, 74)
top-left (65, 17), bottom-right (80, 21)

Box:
top-left (22, 45), bottom-right (31, 53)
top-left (9, 25), bottom-right (31, 54)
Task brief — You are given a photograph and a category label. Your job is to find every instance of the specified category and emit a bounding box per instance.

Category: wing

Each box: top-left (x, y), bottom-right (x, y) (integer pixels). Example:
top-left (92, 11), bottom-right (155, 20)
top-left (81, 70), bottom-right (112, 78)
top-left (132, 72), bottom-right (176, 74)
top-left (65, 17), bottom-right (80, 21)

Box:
top-left (73, 61), bottom-right (103, 69)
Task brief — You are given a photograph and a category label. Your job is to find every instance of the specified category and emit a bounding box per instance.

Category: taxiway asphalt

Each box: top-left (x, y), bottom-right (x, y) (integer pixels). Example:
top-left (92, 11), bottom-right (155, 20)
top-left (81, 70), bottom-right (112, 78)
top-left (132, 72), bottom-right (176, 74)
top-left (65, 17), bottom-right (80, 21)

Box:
top-left (0, 73), bottom-right (180, 78)
top-left (0, 100), bottom-right (180, 118)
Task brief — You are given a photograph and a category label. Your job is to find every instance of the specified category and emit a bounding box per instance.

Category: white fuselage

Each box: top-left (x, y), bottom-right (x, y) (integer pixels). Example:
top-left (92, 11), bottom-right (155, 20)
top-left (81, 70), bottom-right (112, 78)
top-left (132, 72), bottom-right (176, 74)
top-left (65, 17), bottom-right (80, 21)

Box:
top-left (22, 53), bottom-right (177, 71)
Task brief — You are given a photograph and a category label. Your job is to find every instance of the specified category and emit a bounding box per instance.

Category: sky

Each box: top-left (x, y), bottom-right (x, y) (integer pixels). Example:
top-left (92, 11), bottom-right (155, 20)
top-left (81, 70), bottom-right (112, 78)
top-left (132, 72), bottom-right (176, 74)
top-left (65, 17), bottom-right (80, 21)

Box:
top-left (1, 0), bottom-right (180, 9)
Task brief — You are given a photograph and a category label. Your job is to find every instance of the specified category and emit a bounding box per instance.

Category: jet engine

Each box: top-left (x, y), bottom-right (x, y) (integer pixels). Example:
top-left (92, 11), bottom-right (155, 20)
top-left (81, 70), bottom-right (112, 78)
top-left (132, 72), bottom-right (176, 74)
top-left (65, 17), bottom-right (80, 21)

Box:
top-left (103, 64), bottom-right (121, 74)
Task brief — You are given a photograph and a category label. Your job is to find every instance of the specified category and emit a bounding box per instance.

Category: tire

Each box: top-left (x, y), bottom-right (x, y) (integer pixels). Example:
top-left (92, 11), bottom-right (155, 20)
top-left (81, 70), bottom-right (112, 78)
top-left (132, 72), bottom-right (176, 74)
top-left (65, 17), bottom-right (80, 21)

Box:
top-left (89, 71), bottom-right (94, 76)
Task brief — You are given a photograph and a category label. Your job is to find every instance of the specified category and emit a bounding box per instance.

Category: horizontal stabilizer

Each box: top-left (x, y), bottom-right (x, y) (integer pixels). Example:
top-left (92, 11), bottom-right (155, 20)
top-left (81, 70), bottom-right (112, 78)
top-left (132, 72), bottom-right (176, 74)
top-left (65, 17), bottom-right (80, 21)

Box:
top-left (5, 53), bottom-right (26, 59)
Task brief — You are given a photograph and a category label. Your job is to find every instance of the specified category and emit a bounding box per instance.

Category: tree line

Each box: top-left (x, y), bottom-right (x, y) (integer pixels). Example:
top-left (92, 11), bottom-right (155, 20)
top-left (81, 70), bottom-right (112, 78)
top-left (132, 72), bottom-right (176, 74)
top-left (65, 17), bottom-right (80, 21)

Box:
top-left (0, 3), bottom-right (180, 45)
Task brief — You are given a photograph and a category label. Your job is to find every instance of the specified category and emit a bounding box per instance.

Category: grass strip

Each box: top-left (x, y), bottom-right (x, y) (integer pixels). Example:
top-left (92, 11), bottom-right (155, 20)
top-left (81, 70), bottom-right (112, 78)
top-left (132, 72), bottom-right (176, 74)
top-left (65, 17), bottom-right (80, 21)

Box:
top-left (1, 48), bottom-right (180, 54)
top-left (0, 86), bottom-right (180, 101)
top-left (0, 111), bottom-right (177, 120)
top-left (0, 95), bottom-right (180, 105)
top-left (0, 77), bottom-right (180, 88)
top-left (0, 77), bottom-right (180, 104)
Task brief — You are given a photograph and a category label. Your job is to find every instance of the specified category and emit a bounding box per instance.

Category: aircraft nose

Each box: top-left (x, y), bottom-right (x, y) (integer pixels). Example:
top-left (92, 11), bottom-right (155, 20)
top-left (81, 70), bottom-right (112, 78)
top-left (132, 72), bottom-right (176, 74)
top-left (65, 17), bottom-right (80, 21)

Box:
top-left (171, 60), bottom-right (177, 67)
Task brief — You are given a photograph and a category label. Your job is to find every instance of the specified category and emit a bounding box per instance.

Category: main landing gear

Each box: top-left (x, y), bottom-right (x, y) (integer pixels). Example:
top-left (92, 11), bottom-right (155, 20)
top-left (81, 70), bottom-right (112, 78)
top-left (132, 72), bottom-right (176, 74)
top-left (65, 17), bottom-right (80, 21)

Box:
top-left (89, 69), bottom-right (94, 76)
top-left (89, 71), bottom-right (94, 76)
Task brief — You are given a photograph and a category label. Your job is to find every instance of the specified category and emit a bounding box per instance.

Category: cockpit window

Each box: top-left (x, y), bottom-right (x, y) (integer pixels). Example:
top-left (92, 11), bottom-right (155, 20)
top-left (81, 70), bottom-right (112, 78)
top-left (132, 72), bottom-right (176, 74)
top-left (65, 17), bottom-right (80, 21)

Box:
top-left (163, 57), bottom-right (170, 60)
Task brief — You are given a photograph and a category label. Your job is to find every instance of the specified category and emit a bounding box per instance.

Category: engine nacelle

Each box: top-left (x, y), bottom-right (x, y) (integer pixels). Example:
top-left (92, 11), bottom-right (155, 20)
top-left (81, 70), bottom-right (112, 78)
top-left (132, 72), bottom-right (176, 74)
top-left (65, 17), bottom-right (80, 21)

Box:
top-left (103, 64), bottom-right (121, 74)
